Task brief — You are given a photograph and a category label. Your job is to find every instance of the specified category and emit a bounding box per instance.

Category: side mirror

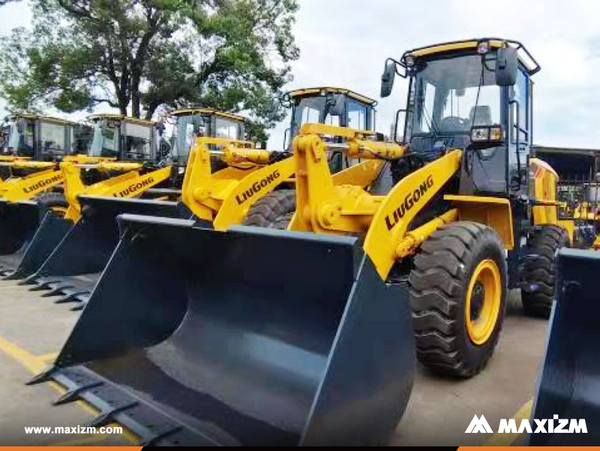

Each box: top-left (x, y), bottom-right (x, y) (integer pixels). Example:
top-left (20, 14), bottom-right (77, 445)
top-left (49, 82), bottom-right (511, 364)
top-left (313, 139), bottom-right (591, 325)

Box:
top-left (329, 94), bottom-right (345, 117)
top-left (381, 62), bottom-right (396, 98)
top-left (283, 127), bottom-right (291, 151)
top-left (496, 47), bottom-right (518, 86)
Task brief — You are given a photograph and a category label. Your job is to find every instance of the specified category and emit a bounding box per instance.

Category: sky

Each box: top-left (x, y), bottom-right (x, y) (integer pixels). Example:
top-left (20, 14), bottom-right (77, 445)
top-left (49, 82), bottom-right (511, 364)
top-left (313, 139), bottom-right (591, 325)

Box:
top-left (3, 0), bottom-right (600, 149)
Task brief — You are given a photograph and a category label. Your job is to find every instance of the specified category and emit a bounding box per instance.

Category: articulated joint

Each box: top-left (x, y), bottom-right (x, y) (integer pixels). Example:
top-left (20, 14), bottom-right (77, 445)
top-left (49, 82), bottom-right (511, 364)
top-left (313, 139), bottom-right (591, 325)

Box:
top-left (395, 209), bottom-right (459, 258)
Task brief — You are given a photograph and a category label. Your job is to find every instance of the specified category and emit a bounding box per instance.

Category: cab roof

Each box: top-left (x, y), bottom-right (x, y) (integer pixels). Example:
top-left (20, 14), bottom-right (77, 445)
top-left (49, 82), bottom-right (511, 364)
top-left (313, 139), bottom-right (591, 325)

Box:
top-left (286, 87), bottom-right (377, 106)
top-left (10, 114), bottom-right (77, 125)
top-left (402, 38), bottom-right (541, 75)
top-left (87, 114), bottom-right (156, 126)
top-left (170, 108), bottom-right (245, 122)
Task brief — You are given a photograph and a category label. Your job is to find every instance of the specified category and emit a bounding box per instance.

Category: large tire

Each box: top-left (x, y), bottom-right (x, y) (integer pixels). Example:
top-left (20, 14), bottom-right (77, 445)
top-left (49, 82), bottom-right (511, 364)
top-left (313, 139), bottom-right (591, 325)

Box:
top-left (242, 189), bottom-right (295, 229)
top-left (521, 225), bottom-right (568, 318)
top-left (36, 192), bottom-right (68, 217)
top-left (409, 222), bottom-right (507, 378)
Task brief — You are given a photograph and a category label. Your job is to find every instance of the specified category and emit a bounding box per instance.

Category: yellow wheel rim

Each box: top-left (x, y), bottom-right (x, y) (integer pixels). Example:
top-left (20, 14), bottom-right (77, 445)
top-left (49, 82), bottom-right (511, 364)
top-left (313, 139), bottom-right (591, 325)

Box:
top-left (465, 259), bottom-right (502, 345)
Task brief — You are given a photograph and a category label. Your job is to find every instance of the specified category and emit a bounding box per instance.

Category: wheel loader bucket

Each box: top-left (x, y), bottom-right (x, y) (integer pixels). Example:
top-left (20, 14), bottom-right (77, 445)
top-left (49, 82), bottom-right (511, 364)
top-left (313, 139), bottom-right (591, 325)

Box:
top-left (25, 195), bottom-right (191, 308)
top-left (30, 216), bottom-right (415, 446)
top-left (531, 248), bottom-right (600, 445)
top-left (0, 200), bottom-right (72, 279)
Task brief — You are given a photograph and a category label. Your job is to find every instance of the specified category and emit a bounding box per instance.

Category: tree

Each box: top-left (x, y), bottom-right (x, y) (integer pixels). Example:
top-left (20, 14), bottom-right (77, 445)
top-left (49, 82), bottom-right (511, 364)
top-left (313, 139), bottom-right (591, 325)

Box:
top-left (0, 0), bottom-right (299, 139)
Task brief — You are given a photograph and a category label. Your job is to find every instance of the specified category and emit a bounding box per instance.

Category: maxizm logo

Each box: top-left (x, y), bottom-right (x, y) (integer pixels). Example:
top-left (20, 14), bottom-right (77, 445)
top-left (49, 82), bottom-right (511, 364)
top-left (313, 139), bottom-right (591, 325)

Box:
top-left (465, 414), bottom-right (588, 434)
top-left (235, 170), bottom-right (281, 205)
top-left (23, 173), bottom-right (63, 194)
top-left (113, 177), bottom-right (154, 197)
top-left (384, 175), bottom-right (434, 231)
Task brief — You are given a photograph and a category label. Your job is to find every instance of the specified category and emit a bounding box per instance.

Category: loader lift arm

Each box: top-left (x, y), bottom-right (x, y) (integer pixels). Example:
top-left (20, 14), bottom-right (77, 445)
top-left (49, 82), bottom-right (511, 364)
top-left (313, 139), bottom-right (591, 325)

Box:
top-left (288, 123), bottom-right (514, 279)
top-left (61, 160), bottom-right (173, 222)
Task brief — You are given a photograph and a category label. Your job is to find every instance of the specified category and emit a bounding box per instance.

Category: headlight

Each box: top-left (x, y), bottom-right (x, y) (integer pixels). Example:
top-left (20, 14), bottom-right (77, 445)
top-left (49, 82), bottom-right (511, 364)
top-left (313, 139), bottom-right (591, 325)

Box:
top-left (489, 126), bottom-right (503, 141)
top-left (471, 125), bottom-right (504, 144)
top-left (404, 55), bottom-right (415, 67)
top-left (471, 127), bottom-right (490, 142)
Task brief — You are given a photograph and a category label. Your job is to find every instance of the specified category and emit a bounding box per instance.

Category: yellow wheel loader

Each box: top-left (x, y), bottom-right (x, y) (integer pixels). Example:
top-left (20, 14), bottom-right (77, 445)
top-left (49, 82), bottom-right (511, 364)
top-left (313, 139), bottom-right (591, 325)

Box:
top-left (0, 115), bottom-right (171, 281)
top-left (0, 115), bottom-right (96, 204)
top-left (27, 39), bottom-right (573, 445)
top-left (22, 90), bottom-right (380, 307)
top-left (20, 110), bottom-right (250, 306)
top-left (0, 115), bottom-right (109, 277)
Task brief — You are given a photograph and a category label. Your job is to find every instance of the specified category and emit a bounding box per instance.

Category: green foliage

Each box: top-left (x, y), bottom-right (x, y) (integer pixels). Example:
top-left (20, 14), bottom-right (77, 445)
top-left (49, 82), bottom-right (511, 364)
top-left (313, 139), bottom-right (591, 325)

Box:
top-left (0, 0), bottom-right (299, 139)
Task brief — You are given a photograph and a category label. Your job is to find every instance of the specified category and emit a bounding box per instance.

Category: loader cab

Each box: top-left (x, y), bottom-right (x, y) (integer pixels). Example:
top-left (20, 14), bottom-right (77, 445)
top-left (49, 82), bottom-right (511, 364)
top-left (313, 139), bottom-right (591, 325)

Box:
top-left (382, 39), bottom-right (540, 199)
top-left (169, 108), bottom-right (246, 164)
top-left (2, 115), bottom-right (79, 161)
top-left (88, 115), bottom-right (158, 162)
top-left (282, 87), bottom-right (377, 150)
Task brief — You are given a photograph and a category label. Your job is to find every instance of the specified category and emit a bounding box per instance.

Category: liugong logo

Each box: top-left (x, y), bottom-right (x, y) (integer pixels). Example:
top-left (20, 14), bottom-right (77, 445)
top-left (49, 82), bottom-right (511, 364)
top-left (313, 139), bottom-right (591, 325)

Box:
top-left (466, 414), bottom-right (587, 434)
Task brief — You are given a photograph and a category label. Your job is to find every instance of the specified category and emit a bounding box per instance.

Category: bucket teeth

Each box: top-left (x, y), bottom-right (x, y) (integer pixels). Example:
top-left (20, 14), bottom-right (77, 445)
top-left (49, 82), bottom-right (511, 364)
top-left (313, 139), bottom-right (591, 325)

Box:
top-left (54, 381), bottom-right (104, 405)
top-left (3, 271), bottom-right (19, 280)
top-left (70, 300), bottom-right (87, 312)
top-left (42, 285), bottom-right (75, 297)
top-left (29, 280), bottom-right (59, 291)
top-left (86, 401), bottom-right (139, 428)
top-left (19, 274), bottom-right (38, 286)
top-left (26, 366), bottom-right (56, 386)
top-left (53, 291), bottom-right (88, 304)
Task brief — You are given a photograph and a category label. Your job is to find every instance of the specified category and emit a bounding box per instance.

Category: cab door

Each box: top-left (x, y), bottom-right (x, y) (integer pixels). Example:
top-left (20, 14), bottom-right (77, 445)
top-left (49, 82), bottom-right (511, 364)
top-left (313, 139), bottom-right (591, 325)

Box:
top-left (508, 67), bottom-right (533, 198)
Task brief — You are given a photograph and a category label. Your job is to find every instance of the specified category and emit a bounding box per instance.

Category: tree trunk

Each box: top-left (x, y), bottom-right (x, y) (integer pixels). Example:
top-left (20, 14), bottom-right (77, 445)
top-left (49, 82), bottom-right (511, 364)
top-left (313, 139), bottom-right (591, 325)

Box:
top-left (131, 91), bottom-right (141, 118)
top-left (144, 98), bottom-right (162, 121)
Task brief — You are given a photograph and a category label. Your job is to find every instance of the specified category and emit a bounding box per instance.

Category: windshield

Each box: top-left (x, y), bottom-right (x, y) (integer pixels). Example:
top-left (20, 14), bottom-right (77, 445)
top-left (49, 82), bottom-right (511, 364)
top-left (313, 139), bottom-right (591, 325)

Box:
top-left (172, 115), bottom-right (208, 162)
top-left (410, 53), bottom-right (501, 137)
top-left (122, 121), bottom-right (153, 161)
top-left (292, 96), bottom-right (342, 132)
top-left (72, 125), bottom-right (92, 154)
top-left (215, 117), bottom-right (244, 140)
top-left (7, 123), bottom-right (21, 150)
top-left (39, 121), bottom-right (67, 157)
top-left (347, 98), bottom-right (371, 131)
top-left (90, 119), bottom-right (119, 157)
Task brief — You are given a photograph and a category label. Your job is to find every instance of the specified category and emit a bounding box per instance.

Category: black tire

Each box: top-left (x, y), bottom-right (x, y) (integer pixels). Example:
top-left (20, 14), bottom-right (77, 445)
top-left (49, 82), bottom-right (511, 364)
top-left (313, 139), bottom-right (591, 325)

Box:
top-left (521, 225), bottom-right (568, 318)
top-left (242, 189), bottom-right (295, 229)
top-left (36, 192), bottom-right (68, 217)
top-left (409, 222), bottom-right (507, 378)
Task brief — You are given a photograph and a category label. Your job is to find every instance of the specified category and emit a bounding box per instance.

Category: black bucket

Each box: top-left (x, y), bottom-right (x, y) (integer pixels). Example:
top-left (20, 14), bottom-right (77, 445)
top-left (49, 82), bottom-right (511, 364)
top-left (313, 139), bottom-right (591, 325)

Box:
top-left (31, 215), bottom-right (415, 446)
top-left (0, 200), bottom-right (72, 279)
top-left (25, 195), bottom-right (190, 307)
top-left (531, 248), bottom-right (600, 445)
